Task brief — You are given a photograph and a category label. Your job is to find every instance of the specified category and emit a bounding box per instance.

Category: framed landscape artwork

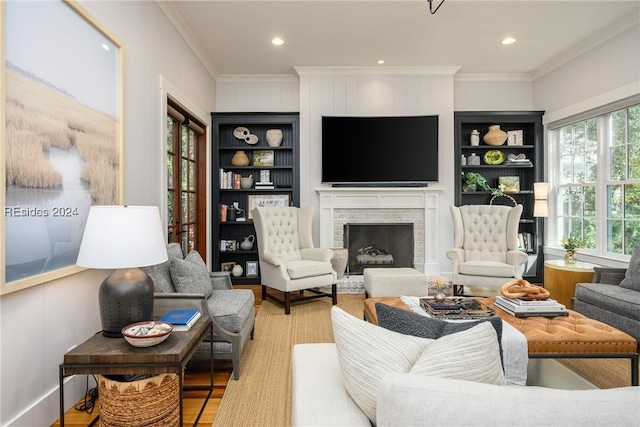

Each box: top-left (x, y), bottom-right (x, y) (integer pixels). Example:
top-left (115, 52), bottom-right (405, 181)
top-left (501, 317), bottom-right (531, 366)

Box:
top-left (247, 194), bottom-right (290, 219)
top-left (1, 0), bottom-right (123, 294)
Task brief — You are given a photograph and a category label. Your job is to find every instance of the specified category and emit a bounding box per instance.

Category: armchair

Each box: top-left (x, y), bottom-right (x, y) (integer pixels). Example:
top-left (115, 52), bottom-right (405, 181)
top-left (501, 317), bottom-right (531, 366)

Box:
top-left (447, 204), bottom-right (528, 296)
top-left (144, 243), bottom-right (255, 380)
top-left (252, 206), bottom-right (337, 314)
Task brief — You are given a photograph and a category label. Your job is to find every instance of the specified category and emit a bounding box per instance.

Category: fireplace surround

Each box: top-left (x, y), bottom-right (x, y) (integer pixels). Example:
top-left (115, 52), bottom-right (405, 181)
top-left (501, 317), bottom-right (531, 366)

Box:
top-left (317, 187), bottom-right (441, 292)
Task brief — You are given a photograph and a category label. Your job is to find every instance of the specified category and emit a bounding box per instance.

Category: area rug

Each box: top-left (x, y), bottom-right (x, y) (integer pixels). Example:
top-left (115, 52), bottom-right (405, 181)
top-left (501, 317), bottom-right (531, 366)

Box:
top-left (213, 296), bottom-right (635, 426)
top-left (212, 297), bottom-right (364, 427)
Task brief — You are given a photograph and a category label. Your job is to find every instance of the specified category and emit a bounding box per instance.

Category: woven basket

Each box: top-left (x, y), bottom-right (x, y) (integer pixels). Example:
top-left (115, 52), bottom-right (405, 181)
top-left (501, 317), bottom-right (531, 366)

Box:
top-left (98, 373), bottom-right (180, 427)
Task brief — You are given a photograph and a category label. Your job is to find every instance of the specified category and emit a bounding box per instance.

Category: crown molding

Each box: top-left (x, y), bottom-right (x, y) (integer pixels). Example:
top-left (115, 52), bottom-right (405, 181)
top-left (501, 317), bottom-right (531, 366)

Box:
top-left (454, 73), bottom-right (533, 82)
top-left (216, 74), bottom-right (299, 83)
top-left (294, 66), bottom-right (461, 76)
top-left (155, 1), bottom-right (220, 80)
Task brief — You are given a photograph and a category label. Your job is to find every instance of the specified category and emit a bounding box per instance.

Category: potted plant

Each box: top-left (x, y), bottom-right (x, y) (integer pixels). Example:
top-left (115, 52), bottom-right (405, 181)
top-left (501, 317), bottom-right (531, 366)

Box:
top-left (461, 172), bottom-right (491, 192)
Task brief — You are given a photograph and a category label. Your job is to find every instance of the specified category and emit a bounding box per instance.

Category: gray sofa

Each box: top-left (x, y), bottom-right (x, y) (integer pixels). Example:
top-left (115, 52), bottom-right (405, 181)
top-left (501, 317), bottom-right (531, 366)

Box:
top-left (292, 343), bottom-right (639, 426)
top-left (144, 243), bottom-right (255, 379)
top-left (573, 248), bottom-right (640, 343)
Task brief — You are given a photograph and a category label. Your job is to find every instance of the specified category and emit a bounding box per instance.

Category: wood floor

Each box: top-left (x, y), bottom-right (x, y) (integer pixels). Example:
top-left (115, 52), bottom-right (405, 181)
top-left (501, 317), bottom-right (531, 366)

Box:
top-left (52, 286), bottom-right (358, 426)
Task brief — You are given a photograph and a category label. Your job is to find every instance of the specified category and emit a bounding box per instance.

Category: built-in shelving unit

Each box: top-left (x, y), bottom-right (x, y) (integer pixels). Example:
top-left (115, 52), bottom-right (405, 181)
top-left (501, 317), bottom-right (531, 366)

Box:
top-left (454, 111), bottom-right (545, 281)
top-left (211, 112), bottom-right (300, 284)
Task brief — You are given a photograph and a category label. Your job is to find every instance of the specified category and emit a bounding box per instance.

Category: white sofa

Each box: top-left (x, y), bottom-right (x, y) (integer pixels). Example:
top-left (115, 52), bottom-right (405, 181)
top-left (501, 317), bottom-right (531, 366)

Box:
top-left (292, 343), bottom-right (640, 427)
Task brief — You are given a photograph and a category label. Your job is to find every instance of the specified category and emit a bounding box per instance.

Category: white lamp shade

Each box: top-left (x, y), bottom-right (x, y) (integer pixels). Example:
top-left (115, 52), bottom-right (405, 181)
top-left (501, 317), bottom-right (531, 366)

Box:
top-left (534, 200), bottom-right (549, 218)
top-left (534, 182), bottom-right (549, 200)
top-left (77, 206), bottom-right (168, 269)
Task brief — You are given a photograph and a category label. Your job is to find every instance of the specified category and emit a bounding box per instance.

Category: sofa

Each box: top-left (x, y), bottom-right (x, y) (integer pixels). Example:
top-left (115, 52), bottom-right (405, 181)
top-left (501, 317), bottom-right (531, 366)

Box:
top-left (573, 247), bottom-right (640, 343)
top-left (144, 243), bottom-right (255, 379)
top-left (291, 306), bottom-right (640, 426)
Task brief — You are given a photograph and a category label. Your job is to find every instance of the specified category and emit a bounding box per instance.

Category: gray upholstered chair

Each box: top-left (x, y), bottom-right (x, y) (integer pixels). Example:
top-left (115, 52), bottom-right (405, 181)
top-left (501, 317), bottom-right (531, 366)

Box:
top-left (447, 204), bottom-right (528, 296)
top-left (144, 243), bottom-right (255, 380)
top-left (252, 206), bottom-right (337, 314)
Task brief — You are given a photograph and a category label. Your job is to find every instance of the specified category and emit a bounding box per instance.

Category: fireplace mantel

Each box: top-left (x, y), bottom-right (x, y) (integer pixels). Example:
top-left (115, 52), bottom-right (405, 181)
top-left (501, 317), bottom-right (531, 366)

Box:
top-left (316, 186), bottom-right (442, 275)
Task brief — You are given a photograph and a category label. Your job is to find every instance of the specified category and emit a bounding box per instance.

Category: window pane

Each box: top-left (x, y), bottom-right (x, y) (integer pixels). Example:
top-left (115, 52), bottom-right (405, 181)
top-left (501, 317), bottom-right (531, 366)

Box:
top-left (608, 219), bottom-right (623, 253)
top-left (585, 118), bottom-right (597, 151)
top-left (167, 117), bottom-right (174, 152)
top-left (569, 187), bottom-right (582, 215)
top-left (608, 184), bottom-right (623, 218)
top-left (181, 159), bottom-right (188, 190)
top-left (560, 155), bottom-right (573, 184)
top-left (167, 191), bottom-right (174, 225)
top-left (630, 142), bottom-right (640, 179)
top-left (610, 145), bottom-right (626, 180)
top-left (611, 110), bottom-right (627, 146)
top-left (189, 130), bottom-right (196, 160)
top-left (189, 161), bottom-right (196, 191)
top-left (584, 185), bottom-right (595, 216)
top-left (182, 127), bottom-right (188, 157)
top-left (625, 184), bottom-right (640, 219)
top-left (629, 105), bottom-right (640, 143)
top-left (624, 221), bottom-right (640, 255)
top-left (585, 150), bottom-right (597, 182)
top-left (167, 156), bottom-right (174, 189)
top-left (559, 187), bottom-right (570, 215)
top-left (583, 217), bottom-right (596, 249)
top-left (189, 192), bottom-right (196, 220)
top-left (182, 192), bottom-right (188, 223)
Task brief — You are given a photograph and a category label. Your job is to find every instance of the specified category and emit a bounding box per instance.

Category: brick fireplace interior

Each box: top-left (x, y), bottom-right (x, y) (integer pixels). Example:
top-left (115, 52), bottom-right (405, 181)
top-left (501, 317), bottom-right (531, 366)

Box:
top-left (344, 223), bottom-right (414, 275)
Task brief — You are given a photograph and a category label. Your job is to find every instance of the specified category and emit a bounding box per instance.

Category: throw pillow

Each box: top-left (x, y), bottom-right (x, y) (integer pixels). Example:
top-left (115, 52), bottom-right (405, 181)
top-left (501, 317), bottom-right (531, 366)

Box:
top-left (619, 246), bottom-right (640, 291)
top-left (143, 243), bottom-right (184, 293)
top-left (375, 302), bottom-right (504, 364)
top-left (331, 306), bottom-right (504, 424)
top-left (170, 251), bottom-right (212, 298)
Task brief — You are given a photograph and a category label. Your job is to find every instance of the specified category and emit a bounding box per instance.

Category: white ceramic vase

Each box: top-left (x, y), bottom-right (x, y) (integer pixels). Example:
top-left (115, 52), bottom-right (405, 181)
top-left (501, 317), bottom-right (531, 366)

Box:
top-left (266, 129), bottom-right (283, 147)
top-left (232, 264), bottom-right (243, 277)
top-left (330, 248), bottom-right (348, 279)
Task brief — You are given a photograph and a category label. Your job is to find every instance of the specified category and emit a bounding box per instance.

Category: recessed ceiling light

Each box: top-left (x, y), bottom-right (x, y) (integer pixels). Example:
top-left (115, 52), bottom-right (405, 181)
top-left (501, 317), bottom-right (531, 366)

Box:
top-left (502, 37), bottom-right (517, 45)
top-left (272, 37), bottom-right (285, 46)
top-left (377, 60), bottom-right (385, 65)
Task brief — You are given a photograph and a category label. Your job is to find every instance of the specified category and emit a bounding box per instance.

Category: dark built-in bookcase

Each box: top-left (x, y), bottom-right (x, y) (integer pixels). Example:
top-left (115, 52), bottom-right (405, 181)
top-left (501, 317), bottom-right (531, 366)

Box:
top-left (454, 111), bottom-right (545, 282)
top-left (211, 112), bottom-right (300, 285)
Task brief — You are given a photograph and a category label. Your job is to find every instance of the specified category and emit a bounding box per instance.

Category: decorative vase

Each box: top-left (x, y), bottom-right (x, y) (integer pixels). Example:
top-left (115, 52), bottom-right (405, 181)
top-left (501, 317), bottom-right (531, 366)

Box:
top-left (462, 183), bottom-right (477, 192)
top-left (231, 150), bottom-right (250, 166)
top-left (483, 125), bottom-right (508, 146)
top-left (266, 129), bottom-right (283, 147)
top-left (240, 235), bottom-right (255, 250)
top-left (232, 264), bottom-right (244, 277)
top-left (330, 248), bottom-right (348, 280)
top-left (433, 291), bottom-right (447, 303)
top-left (470, 130), bottom-right (480, 146)
top-left (240, 176), bottom-right (254, 189)
top-left (564, 251), bottom-right (578, 264)
top-left (467, 153), bottom-right (480, 166)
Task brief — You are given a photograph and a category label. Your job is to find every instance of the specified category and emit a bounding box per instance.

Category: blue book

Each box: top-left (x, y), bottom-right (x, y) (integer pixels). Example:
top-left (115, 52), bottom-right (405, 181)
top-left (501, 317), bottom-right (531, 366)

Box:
top-left (161, 309), bottom-right (201, 331)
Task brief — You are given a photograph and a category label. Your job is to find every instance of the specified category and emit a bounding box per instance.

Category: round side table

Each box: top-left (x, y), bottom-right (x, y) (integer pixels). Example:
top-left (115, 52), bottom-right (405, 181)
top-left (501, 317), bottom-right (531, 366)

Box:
top-left (543, 260), bottom-right (599, 308)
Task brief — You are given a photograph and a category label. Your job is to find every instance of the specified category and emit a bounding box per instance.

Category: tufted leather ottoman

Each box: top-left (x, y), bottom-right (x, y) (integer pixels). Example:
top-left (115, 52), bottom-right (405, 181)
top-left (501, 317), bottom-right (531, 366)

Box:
top-left (364, 296), bottom-right (639, 385)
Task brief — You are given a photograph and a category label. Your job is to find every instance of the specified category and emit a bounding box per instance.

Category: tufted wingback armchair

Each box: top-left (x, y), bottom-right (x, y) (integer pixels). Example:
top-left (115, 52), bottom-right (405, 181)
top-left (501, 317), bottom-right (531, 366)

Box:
top-left (447, 204), bottom-right (528, 296)
top-left (252, 205), bottom-right (337, 314)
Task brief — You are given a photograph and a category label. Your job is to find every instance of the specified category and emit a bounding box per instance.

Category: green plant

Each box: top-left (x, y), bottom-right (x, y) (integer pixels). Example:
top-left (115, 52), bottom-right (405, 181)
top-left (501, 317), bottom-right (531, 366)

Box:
top-left (561, 236), bottom-right (583, 252)
top-left (461, 172), bottom-right (503, 195)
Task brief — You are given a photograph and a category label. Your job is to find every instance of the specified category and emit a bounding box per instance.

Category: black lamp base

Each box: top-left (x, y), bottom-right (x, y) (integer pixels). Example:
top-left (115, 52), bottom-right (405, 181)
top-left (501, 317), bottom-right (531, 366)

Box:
top-left (99, 268), bottom-right (154, 338)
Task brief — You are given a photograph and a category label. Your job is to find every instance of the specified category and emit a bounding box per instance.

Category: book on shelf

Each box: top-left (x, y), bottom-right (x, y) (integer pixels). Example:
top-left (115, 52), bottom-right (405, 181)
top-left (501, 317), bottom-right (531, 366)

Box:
top-left (220, 203), bottom-right (227, 222)
top-left (160, 309), bottom-right (202, 331)
top-left (495, 296), bottom-right (565, 312)
top-left (254, 182), bottom-right (275, 189)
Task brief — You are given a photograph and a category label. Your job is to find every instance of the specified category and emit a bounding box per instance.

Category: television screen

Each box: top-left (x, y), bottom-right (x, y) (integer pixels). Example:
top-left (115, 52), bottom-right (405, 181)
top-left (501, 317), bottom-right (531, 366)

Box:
top-left (321, 115), bottom-right (438, 186)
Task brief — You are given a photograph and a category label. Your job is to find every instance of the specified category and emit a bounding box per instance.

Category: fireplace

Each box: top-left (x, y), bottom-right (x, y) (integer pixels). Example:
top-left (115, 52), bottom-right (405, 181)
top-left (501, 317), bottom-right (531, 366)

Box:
top-left (344, 223), bottom-right (414, 275)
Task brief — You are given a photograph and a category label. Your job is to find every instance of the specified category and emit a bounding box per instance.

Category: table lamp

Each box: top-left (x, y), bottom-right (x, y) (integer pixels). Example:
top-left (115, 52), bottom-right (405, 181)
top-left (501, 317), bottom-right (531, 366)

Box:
top-left (77, 206), bottom-right (168, 337)
top-left (533, 182), bottom-right (549, 218)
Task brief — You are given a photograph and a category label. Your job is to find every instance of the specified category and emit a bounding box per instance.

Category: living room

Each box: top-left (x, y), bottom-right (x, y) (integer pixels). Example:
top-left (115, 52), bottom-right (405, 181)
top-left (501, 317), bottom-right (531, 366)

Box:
top-left (1, 1), bottom-right (639, 425)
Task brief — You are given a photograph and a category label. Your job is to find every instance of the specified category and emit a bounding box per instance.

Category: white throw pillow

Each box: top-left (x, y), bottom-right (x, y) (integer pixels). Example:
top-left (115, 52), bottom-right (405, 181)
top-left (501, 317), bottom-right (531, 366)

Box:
top-left (331, 306), bottom-right (505, 424)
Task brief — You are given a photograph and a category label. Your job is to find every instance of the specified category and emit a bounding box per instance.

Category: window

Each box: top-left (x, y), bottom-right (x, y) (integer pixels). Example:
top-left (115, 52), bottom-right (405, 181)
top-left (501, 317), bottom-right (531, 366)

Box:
top-left (553, 103), bottom-right (640, 255)
top-left (167, 99), bottom-right (207, 255)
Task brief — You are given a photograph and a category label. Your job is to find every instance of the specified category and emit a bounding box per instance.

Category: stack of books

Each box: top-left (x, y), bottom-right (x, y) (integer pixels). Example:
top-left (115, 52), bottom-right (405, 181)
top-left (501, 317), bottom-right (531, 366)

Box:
top-left (254, 181), bottom-right (275, 189)
top-left (494, 296), bottom-right (568, 318)
top-left (160, 308), bottom-right (202, 331)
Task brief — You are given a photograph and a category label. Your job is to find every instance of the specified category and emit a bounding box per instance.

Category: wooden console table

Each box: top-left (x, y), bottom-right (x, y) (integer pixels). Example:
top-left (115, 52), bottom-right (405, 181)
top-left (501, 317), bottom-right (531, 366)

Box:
top-left (59, 310), bottom-right (213, 426)
top-left (544, 260), bottom-right (599, 308)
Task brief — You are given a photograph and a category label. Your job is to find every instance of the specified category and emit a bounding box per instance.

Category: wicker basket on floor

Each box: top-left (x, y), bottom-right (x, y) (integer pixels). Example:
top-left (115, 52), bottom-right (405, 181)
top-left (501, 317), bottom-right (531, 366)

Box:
top-left (98, 373), bottom-right (180, 427)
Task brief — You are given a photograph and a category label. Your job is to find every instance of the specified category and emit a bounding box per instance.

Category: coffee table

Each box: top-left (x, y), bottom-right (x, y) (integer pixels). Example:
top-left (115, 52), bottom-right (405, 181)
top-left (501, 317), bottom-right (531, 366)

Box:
top-left (364, 297), bottom-right (638, 386)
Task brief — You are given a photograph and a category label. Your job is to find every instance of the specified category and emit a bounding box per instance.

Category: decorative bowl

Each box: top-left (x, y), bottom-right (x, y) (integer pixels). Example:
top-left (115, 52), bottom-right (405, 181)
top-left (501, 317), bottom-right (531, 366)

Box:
top-left (121, 321), bottom-right (173, 347)
top-left (233, 126), bottom-right (250, 140)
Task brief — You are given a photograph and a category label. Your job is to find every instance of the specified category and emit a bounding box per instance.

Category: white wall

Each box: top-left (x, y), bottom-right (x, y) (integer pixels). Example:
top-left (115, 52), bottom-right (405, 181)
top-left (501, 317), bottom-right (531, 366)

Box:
top-left (0, 2), bottom-right (216, 425)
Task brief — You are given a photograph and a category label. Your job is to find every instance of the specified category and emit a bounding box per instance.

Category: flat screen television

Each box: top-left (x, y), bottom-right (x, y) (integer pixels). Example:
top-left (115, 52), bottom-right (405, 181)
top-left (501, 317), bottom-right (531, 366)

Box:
top-left (321, 115), bottom-right (439, 186)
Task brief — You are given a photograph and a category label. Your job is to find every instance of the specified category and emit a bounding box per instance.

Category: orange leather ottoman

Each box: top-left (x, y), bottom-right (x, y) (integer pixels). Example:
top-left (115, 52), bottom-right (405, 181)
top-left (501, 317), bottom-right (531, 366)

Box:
top-left (364, 297), bottom-right (639, 386)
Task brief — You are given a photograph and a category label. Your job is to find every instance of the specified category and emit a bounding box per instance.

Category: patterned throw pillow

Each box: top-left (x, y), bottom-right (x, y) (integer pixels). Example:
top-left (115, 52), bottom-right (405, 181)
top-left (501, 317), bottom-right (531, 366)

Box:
top-left (619, 246), bottom-right (640, 291)
top-left (170, 251), bottom-right (212, 298)
top-left (331, 306), bottom-right (505, 424)
top-left (375, 302), bottom-right (504, 363)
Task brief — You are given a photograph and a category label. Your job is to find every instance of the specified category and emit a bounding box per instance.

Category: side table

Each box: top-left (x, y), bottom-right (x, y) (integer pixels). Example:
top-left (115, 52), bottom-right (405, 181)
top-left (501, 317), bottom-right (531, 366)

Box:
top-left (544, 260), bottom-right (599, 308)
top-left (59, 297), bottom-right (214, 427)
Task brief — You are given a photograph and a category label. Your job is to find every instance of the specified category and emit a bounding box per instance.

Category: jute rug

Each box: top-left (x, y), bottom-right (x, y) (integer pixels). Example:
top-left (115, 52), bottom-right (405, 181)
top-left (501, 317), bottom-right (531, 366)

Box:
top-left (212, 297), bottom-right (364, 427)
top-left (213, 296), bottom-right (636, 426)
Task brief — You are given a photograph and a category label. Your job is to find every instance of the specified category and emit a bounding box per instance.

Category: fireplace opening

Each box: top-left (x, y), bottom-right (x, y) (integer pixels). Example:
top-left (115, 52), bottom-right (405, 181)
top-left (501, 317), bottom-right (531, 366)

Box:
top-left (344, 223), bottom-right (414, 275)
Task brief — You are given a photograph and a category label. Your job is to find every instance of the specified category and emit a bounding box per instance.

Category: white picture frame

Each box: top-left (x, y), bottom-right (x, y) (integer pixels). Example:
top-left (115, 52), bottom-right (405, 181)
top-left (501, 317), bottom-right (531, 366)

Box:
top-left (246, 261), bottom-right (259, 277)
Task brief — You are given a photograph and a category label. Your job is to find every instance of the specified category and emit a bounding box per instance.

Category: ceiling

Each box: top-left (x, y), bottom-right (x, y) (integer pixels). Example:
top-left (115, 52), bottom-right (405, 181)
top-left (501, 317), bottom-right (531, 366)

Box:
top-left (160, 1), bottom-right (640, 79)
